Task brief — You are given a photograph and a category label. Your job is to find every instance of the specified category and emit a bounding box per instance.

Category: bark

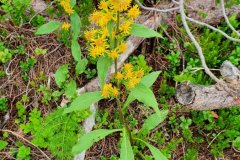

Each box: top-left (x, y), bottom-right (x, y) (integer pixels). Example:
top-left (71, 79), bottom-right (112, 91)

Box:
top-left (31, 0), bottom-right (47, 13)
top-left (176, 61), bottom-right (240, 110)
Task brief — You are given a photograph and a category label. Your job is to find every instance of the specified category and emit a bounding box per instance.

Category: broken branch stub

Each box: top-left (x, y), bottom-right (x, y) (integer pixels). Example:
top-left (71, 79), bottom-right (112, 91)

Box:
top-left (176, 61), bottom-right (240, 110)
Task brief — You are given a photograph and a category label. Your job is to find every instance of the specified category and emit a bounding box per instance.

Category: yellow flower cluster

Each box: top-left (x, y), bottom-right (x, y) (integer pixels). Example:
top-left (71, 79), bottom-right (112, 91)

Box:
top-left (110, 0), bottom-right (131, 12)
top-left (101, 63), bottom-right (144, 99)
top-left (60, 0), bottom-right (74, 15)
top-left (62, 22), bottom-right (70, 30)
top-left (85, 0), bottom-right (140, 59)
top-left (102, 83), bottom-right (119, 98)
top-left (114, 63), bottom-right (144, 90)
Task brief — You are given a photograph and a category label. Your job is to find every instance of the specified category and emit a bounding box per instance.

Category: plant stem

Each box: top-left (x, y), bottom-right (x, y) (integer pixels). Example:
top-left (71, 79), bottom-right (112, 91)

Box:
top-left (114, 11), bottom-right (133, 144)
top-left (116, 97), bottom-right (133, 142)
top-left (114, 59), bottom-right (118, 74)
top-left (137, 150), bottom-right (145, 159)
top-left (114, 59), bottom-right (133, 143)
top-left (114, 11), bottom-right (120, 49)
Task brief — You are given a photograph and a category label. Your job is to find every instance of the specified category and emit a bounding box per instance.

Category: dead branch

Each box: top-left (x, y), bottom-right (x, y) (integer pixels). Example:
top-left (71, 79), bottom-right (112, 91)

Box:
top-left (220, 0), bottom-right (240, 37)
top-left (176, 61), bottom-right (240, 110)
top-left (179, 0), bottom-right (222, 84)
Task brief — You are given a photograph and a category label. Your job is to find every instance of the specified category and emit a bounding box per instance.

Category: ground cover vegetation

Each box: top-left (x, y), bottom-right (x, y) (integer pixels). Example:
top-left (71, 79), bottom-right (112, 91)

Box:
top-left (0, 0), bottom-right (240, 159)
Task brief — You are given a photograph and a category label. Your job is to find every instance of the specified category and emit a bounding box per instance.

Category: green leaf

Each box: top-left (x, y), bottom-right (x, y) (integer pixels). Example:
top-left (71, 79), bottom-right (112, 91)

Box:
top-left (123, 71), bottom-right (161, 111)
top-left (64, 80), bottom-right (77, 99)
top-left (131, 83), bottom-right (160, 114)
top-left (145, 142), bottom-right (168, 160)
top-left (0, 140), bottom-right (8, 151)
top-left (141, 110), bottom-right (168, 132)
top-left (72, 129), bottom-right (121, 154)
top-left (17, 146), bottom-right (31, 159)
top-left (130, 24), bottom-right (163, 38)
top-left (107, 20), bottom-right (115, 49)
top-left (123, 92), bottom-right (135, 112)
top-left (35, 21), bottom-right (61, 35)
top-left (70, 0), bottom-right (76, 7)
top-left (64, 91), bottom-right (103, 114)
top-left (120, 128), bottom-right (134, 160)
top-left (136, 139), bottom-right (168, 160)
top-left (140, 71), bottom-right (161, 87)
top-left (71, 40), bottom-right (81, 62)
top-left (76, 58), bottom-right (88, 75)
top-left (97, 56), bottom-right (112, 88)
top-left (70, 12), bottom-right (81, 40)
top-left (54, 65), bottom-right (69, 88)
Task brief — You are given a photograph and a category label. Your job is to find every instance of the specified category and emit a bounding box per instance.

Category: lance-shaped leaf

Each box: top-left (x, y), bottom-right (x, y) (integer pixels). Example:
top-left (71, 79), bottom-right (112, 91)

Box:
top-left (72, 129), bottom-right (121, 154)
top-left (70, 12), bottom-right (81, 40)
top-left (97, 56), bottom-right (112, 88)
top-left (76, 58), bottom-right (88, 76)
top-left (141, 110), bottom-right (168, 132)
top-left (71, 39), bottom-right (81, 62)
top-left (140, 71), bottom-right (161, 88)
top-left (130, 24), bottom-right (163, 38)
top-left (120, 128), bottom-right (134, 160)
top-left (35, 21), bottom-right (61, 35)
top-left (131, 83), bottom-right (160, 114)
top-left (136, 138), bottom-right (168, 160)
top-left (123, 71), bottom-right (161, 110)
top-left (64, 80), bottom-right (77, 99)
top-left (64, 91), bottom-right (103, 114)
top-left (70, 0), bottom-right (76, 7)
top-left (54, 64), bottom-right (69, 88)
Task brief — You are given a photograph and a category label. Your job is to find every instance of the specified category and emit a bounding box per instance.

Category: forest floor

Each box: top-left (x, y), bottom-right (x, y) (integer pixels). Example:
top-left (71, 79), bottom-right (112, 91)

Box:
top-left (1, 0), bottom-right (240, 160)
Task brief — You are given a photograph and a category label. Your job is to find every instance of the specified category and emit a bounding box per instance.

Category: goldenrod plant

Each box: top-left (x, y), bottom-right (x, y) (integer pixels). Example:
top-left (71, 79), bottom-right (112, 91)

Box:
top-left (35, 0), bottom-right (87, 76)
top-left (63, 0), bottom-right (168, 159)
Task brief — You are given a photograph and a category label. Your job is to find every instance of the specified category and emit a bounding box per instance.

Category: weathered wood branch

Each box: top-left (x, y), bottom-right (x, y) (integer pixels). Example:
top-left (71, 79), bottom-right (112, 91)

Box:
top-left (176, 61), bottom-right (240, 110)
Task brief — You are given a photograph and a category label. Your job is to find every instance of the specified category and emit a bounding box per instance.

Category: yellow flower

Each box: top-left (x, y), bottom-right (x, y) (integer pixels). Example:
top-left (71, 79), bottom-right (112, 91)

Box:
top-left (60, 0), bottom-right (73, 15)
top-left (102, 83), bottom-right (113, 98)
top-left (62, 22), bottom-right (70, 30)
top-left (99, 16), bottom-right (110, 26)
top-left (109, 49), bottom-right (119, 59)
top-left (125, 70), bottom-right (133, 79)
top-left (115, 72), bottom-right (124, 81)
top-left (102, 83), bottom-right (119, 98)
top-left (111, 87), bottom-right (119, 97)
top-left (64, 6), bottom-right (74, 15)
top-left (110, 0), bottom-right (131, 12)
top-left (123, 63), bottom-right (133, 71)
top-left (99, 0), bottom-right (109, 10)
top-left (120, 21), bottom-right (132, 34)
top-left (117, 43), bottom-right (128, 53)
top-left (90, 11), bottom-right (102, 24)
top-left (102, 27), bottom-right (109, 37)
top-left (93, 37), bottom-right (105, 47)
top-left (127, 77), bottom-right (140, 89)
top-left (90, 37), bottom-right (108, 56)
top-left (135, 68), bottom-right (144, 78)
top-left (96, 46), bottom-right (106, 56)
top-left (84, 30), bottom-right (96, 41)
top-left (127, 5), bottom-right (141, 19)
top-left (89, 47), bottom-right (99, 58)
